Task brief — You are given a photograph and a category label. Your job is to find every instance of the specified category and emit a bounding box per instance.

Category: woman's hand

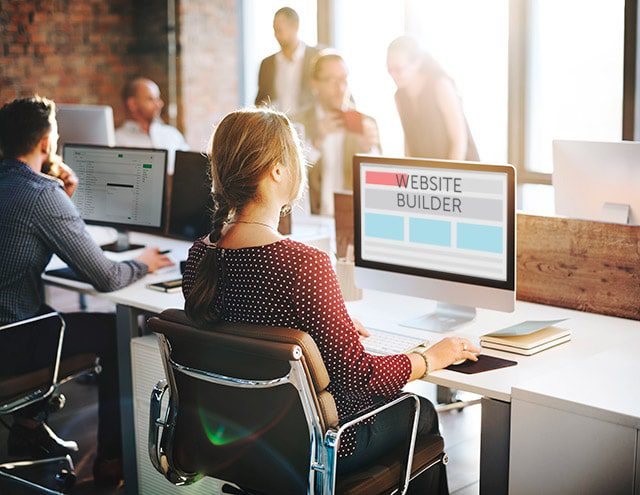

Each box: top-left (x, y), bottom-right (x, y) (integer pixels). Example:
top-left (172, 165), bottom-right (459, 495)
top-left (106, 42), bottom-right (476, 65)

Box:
top-left (352, 318), bottom-right (370, 338)
top-left (424, 337), bottom-right (481, 372)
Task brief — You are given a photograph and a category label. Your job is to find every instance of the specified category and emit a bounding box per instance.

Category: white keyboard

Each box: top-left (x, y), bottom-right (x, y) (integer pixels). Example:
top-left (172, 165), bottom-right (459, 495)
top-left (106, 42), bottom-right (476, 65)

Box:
top-left (362, 328), bottom-right (428, 356)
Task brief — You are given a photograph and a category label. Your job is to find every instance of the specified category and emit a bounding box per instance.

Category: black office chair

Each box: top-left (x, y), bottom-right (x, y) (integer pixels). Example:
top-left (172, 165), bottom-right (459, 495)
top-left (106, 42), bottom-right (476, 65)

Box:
top-left (147, 309), bottom-right (448, 495)
top-left (0, 312), bottom-right (102, 494)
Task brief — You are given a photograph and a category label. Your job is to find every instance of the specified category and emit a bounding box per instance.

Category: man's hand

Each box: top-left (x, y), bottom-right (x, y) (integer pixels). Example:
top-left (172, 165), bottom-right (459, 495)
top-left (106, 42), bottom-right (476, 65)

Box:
top-left (135, 247), bottom-right (175, 273)
top-left (313, 111), bottom-right (344, 149)
top-left (56, 162), bottom-right (78, 198)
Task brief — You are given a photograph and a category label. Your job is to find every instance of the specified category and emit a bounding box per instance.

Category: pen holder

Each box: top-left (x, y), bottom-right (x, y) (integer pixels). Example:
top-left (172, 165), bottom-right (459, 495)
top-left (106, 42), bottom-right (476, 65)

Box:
top-left (336, 258), bottom-right (363, 302)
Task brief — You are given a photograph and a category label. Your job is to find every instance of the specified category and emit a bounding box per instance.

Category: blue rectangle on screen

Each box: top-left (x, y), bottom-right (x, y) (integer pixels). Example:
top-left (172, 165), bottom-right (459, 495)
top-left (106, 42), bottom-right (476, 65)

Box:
top-left (365, 213), bottom-right (404, 241)
top-left (409, 218), bottom-right (451, 247)
top-left (457, 223), bottom-right (503, 254)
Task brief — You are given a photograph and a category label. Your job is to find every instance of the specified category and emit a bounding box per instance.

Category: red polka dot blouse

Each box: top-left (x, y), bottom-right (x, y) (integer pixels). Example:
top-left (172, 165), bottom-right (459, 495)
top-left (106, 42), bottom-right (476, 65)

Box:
top-left (182, 237), bottom-right (412, 457)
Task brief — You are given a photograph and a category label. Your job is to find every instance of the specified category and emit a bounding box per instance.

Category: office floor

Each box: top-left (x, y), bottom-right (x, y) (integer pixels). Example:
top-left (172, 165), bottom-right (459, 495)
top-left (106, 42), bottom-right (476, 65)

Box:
top-left (0, 287), bottom-right (480, 494)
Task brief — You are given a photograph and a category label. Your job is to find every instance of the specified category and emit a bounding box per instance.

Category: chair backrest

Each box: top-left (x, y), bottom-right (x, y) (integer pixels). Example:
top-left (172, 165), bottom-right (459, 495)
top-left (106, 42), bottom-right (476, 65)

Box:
top-left (0, 312), bottom-right (64, 414)
top-left (148, 309), bottom-right (339, 495)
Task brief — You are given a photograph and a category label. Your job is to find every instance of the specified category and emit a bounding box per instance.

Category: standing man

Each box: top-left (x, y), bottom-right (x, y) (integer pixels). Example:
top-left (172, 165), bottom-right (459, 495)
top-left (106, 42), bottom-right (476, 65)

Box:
top-left (0, 96), bottom-right (173, 487)
top-left (255, 7), bottom-right (320, 114)
top-left (115, 77), bottom-right (189, 174)
top-left (293, 51), bottom-right (380, 216)
top-left (387, 36), bottom-right (479, 161)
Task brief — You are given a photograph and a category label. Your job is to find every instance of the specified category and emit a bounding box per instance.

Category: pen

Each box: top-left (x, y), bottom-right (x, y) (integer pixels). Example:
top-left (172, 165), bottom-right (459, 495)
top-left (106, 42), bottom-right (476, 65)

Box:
top-left (159, 249), bottom-right (171, 254)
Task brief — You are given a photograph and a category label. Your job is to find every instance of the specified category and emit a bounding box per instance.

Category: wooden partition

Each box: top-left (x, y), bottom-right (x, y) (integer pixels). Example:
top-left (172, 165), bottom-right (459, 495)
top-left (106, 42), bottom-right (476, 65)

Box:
top-left (517, 214), bottom-right (640, 320)
top-left (333, 191), bottom-right (640, 320)
top-left (334, 191), bottom-right (355, 259)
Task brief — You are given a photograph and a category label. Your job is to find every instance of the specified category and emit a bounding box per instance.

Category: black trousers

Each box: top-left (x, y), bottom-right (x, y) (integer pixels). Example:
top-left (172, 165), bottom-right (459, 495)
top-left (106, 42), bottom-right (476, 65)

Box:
top-left (15, 311), bottom-right (122, 459)
top-left (338, 396), bottom-right (449, 494)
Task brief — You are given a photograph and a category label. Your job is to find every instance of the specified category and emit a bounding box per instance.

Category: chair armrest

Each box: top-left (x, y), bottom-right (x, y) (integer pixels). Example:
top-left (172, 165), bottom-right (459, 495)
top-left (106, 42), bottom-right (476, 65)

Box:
top-left (322, 392), bottom-right (421, 495)
top-left (148, 379), bottom-right (169, 475)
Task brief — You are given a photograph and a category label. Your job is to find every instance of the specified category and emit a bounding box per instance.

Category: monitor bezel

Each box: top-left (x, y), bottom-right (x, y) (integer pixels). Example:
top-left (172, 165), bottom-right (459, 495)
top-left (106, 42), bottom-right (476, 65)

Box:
top-left (166, 150), bottom-right (214, 241)
top-left (353, 154), bottom-right (516, 291)
top-left (62, 143), bottom-right (169, 235)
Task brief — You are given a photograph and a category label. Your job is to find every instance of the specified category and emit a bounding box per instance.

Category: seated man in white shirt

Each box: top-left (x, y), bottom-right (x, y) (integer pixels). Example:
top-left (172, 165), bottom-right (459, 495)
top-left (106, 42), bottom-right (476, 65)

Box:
top-left (292, 51), bottom-right (380, 215)
top-left (115, 77), bottom-right (189, 174)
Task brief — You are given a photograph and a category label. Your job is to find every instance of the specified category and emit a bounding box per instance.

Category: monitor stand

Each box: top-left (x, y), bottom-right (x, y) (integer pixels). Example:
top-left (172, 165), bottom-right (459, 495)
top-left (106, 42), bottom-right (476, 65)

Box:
top-left (101, 230), bottom-right (145, 253)
top-left (400, 302), bottom-right (477, 333)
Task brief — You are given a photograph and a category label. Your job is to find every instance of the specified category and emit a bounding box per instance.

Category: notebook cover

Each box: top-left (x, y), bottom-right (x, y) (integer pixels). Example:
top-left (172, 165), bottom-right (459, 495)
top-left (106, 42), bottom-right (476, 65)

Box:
top-left (445, 354), bottom-right (517, 374)
top-left (480, 326), bottom-right (571, 349)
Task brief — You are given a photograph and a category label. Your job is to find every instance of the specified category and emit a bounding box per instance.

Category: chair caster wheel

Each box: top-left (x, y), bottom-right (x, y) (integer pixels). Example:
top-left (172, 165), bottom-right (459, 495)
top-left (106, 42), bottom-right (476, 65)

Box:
top-left (55, 468), bottom-right (77, 490)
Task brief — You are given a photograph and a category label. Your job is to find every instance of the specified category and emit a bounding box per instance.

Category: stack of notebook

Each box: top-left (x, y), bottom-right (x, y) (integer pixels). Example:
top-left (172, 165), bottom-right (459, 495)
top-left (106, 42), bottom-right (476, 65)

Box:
top-left (480, 319), bottom-right (571, 356)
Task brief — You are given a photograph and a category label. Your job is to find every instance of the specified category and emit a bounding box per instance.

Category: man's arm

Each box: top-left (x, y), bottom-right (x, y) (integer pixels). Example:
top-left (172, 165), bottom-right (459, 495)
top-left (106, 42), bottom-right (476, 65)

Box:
top-left (255, 56), bottom-right (273, 107)
top-left (33, 186), bottom-right (148, 292)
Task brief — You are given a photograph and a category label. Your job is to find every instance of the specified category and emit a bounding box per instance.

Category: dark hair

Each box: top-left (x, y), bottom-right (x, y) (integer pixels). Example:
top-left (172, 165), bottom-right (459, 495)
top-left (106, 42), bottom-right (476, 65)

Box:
top-left (0, 96), bottom-right (56, 160)
top-left (184, 108), bottom-right (305, 326)
top-left (274, 6), bottom-right (299, 24)
top-left (311, 49), bottom-right (346, 80)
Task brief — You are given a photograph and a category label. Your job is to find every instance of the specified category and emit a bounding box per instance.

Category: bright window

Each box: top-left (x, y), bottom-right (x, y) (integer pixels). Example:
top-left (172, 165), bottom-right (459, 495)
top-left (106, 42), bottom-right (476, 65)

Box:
top-left (406, 0), bottom-right (509, 163)
top-left (525, 0), bottom-right (625, 173)
top-left (333, 0), bottom-right (405, 155)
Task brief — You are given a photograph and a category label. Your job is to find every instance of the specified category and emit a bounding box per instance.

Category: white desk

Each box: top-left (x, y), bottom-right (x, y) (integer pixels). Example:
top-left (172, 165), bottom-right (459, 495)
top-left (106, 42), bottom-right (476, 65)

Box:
top-left (509, 333), bottom-right (640, 495)
top-left (345, 290), bottom-right (640, 494)
top-left (43, 229), bottom-right (640, 495)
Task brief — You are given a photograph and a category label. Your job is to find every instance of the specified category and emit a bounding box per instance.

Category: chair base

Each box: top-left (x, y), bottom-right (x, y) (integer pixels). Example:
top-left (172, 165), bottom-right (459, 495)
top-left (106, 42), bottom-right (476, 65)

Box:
top-left (0, 455), bottom-right (76, 494)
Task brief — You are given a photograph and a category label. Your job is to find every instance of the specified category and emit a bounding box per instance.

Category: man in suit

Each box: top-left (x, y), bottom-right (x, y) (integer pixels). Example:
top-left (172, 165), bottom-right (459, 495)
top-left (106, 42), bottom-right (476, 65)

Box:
top-left (293, 51), bottom-right (380, 215)
top-left (255, 7), bottom-right (319, 114)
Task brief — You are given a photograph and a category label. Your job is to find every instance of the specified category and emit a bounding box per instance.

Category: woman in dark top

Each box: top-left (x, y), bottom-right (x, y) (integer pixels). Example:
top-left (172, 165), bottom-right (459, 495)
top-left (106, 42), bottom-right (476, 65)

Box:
top-left (182, 108), bottom-right (479, 490)
top-left (387, 36), bottom-right (479, 162)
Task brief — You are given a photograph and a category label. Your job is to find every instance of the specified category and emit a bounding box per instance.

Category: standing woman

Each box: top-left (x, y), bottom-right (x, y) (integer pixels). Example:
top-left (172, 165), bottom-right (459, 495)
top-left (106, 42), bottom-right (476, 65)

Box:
top-left (182, 108), bottom-right (478, 491)
top-left (387, 36), bottom-right (480, 162)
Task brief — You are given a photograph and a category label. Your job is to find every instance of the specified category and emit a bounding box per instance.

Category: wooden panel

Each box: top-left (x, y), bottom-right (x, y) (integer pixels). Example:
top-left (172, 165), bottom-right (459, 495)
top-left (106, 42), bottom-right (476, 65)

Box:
top-left (334, 191), bottom-right (354, 259)
top-left (517, 214), bottom-right (640, 320)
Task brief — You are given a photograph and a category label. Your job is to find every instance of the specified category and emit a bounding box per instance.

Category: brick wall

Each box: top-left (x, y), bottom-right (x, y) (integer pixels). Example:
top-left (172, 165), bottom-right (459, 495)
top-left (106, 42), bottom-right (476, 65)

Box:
top-left (178, 0), bottom-right (240, 151)
top-left (0, 0), bottom-right (239, 139)
top-left (0, 0), bottom-right (141, 126)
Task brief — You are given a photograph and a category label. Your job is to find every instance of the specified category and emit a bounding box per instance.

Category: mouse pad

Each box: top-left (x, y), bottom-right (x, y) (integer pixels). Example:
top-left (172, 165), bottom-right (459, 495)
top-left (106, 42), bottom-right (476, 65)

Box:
top-left (446, 354), bottom-right (517, 374)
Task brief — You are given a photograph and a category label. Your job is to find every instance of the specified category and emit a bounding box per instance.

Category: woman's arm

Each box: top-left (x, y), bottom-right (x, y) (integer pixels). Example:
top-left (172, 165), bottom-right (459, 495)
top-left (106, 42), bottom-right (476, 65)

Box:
top-left (435, 77), bottom-right (469, 160)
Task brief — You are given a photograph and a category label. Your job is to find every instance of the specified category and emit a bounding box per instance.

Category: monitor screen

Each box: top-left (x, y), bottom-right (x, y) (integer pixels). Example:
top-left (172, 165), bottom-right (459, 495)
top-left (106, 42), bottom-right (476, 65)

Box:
top-left (354, 156), bottom-right (515, 290)
top-left (63, 144), bottom-right (167, 231)
top-left (168, 151), bottom-right (213, 240)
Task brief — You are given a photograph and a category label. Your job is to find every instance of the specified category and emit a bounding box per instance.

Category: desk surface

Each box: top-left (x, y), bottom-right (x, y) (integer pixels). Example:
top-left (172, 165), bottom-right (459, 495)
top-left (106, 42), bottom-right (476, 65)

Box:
top-left (44, 229), bottom-right (640, 411)
top-left (511, 332), bottom-right (640, 428)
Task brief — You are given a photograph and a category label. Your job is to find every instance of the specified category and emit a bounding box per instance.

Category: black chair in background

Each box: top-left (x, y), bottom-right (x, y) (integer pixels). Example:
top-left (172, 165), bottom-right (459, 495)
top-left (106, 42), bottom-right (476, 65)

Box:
top-left (0, 312), bottom-right (101, 494)
top-left (147, 309), bottom-right (448, 495)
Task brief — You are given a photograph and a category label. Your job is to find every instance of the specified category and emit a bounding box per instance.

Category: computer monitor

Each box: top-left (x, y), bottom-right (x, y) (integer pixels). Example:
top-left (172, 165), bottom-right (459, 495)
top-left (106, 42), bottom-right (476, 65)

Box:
top-left (553, 140), bottom-right (640, 225)
top-left (168, 151), bottom-right (213, 241)
top-left (63, 144), bottom-right (168, 252)
top-left (56, 104), bottom-right (116, 150)
top-left (353, 155), bottom-right (515, 332)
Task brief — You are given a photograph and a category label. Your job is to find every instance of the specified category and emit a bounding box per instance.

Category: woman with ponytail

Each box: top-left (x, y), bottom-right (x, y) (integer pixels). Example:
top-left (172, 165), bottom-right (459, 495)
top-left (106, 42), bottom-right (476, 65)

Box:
top-left (182, 108), bottom-right (475, 490)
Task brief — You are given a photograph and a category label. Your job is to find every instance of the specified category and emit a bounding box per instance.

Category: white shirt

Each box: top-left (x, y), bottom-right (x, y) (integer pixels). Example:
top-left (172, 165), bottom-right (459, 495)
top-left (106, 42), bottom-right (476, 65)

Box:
top-left (114, 119), bottom-right (189, 174)
top-left (315, 105), bottom-right (345, 216)
top-left (274, 42), bottom-right (306, 114)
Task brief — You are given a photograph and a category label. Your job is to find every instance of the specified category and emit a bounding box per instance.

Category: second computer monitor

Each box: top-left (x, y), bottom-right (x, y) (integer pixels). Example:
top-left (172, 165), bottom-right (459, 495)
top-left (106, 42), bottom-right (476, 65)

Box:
top-left (63, 144), bottom-right (168, 250)
top-left (168, 151), bottom-right (213, 241)
top-left (56, 104), bottom-right (116, 150)
top-left (353, 155), bottom-right (515, 332)
top-left (553, 139), bottom-right (640, 225)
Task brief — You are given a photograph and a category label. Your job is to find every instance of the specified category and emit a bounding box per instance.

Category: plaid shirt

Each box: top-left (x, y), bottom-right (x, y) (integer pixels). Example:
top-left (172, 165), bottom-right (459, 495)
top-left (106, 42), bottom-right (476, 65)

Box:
top-left (0, 159), bottom-right (147, 324)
